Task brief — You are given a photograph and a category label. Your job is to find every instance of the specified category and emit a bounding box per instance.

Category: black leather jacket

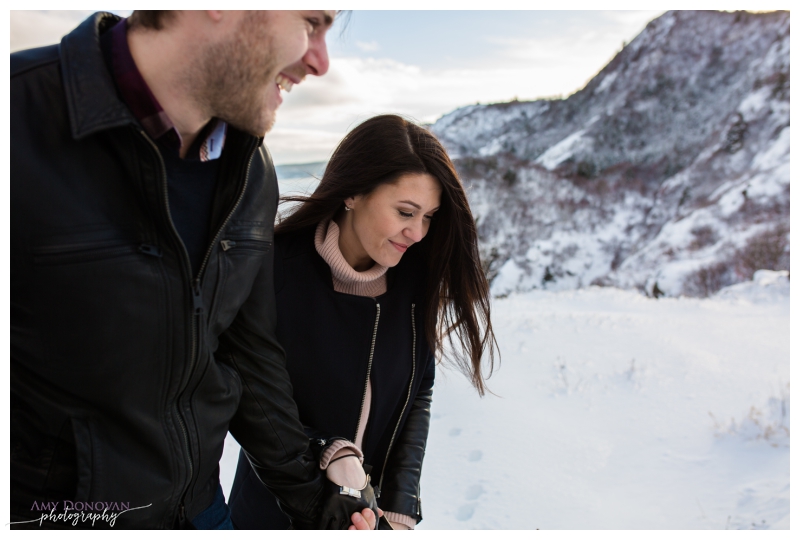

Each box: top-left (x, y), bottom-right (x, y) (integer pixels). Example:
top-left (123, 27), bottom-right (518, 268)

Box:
top-left (229, 226), bottom-right (433, 527)
top-left (11, 13), bottom-right (324, 529)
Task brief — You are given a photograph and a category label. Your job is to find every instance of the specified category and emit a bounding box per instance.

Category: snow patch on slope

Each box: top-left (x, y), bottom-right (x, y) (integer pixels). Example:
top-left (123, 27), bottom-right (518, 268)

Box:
top-left (536, 128), bottom-right (591, 170)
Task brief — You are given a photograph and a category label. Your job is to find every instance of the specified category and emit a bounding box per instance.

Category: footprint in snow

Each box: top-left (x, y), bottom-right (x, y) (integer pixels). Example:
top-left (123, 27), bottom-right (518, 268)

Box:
top-left (449, 428), bottom-right (461, 436)
top-left (465, 484), bottom-right (484, 500)
top-left (468, 450), bottom-right (483, 462)
top-left (456, 504), bottom-right (476, 521)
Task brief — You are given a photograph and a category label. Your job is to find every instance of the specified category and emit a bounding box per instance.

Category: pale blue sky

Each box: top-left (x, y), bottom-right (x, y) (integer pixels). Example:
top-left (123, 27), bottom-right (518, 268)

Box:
top-left (330, 11), bottom-right (659, 71)
top-left (11, 10), bottom-right (664, 164)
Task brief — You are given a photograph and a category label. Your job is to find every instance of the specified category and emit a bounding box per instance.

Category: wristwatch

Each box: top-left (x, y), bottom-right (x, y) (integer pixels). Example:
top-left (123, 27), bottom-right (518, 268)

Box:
top-left (338, 474), bottom-right (370, 499)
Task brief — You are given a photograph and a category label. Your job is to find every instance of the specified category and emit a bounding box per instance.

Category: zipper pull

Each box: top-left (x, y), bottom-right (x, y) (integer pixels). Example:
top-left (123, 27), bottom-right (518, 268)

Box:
top-left (192, 280), bottom-right (204, 315)
top-left (138, 244), bottom-right (163, 257)
top-left (176, 502), bottom-right (188, 528)
top-left (221, 239), bottom-right (236, 251)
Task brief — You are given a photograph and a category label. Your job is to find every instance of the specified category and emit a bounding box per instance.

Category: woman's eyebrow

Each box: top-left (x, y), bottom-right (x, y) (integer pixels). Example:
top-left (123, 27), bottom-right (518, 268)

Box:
top-left (398, 200), bottom-right (421, 209)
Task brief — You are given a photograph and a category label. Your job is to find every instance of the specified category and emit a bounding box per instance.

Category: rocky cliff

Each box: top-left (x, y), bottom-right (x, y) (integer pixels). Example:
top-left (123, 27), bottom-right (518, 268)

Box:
top-left (431, 10), bottom-right (789, 297)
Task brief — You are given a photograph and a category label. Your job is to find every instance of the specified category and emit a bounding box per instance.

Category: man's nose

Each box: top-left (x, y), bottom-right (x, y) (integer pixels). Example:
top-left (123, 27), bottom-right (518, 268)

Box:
top-left (304, 35), bottom-right (330, 77)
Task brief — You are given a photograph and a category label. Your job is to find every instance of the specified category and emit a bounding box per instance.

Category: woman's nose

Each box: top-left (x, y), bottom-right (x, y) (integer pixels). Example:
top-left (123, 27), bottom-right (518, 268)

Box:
top-left (404, 220), bottom-right (425, 243)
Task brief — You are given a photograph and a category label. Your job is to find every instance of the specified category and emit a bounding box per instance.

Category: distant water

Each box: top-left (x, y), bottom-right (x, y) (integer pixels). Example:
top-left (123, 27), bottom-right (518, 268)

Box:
top-left (277, 176), bottom-right (320, 197)
top-left (276, 176), bottom-right (321, 220)
top-left (275, 161), bottom-right (324, 198)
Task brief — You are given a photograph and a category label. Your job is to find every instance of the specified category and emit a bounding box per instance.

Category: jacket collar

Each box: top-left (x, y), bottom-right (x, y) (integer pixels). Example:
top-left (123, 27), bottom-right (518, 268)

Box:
top-left (60, 12), bottom-right (136, 140)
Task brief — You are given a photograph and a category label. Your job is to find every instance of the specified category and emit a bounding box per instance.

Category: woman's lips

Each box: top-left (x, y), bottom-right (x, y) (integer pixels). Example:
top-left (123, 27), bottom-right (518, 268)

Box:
top-left (389, 240), bottom-right (408, 253)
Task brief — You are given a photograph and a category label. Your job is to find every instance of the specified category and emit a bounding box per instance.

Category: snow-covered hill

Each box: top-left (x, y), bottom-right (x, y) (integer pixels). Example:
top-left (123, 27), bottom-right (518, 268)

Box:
top-left (431, 10), bottom-right (789, 298)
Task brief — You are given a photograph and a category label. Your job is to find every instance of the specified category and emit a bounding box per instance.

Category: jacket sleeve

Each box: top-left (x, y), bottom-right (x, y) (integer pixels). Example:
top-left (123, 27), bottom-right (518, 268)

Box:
top-left (376, 348), bottom-right (435, 523)
top-left (217, 236), bottom-right (323, 529)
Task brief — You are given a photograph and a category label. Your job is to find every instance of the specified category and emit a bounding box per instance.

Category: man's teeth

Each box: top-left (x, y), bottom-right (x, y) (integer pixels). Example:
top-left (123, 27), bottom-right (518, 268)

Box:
top-left (276, 74), bottom-right (294, 93)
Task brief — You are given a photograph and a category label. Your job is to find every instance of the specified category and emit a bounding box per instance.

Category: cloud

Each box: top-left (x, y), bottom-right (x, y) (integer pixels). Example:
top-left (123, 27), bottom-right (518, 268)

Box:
top-left (268, 50), bottom-right (630, 162)
top-left (263, 128), bottom-right (345, 165)
top-left (355, 40), bottom-right (380, 52)
top-left (10, 10), bottom-right (94, 52)
top-left (276, 67), bottom-right (360, 109)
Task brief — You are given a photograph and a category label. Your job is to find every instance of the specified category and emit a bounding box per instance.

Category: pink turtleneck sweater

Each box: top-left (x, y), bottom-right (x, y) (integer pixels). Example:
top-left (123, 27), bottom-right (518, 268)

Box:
top-left (314, 219), bottom-right (415, 530)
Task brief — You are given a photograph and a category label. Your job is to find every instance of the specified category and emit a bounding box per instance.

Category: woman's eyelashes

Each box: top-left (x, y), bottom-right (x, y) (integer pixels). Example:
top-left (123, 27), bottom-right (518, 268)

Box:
top-left (398, 209), bottom-right (434, 220)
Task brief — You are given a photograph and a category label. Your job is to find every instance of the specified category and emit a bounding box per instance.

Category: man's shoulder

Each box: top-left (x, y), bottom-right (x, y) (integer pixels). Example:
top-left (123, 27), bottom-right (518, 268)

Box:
top-left (10, 44), bottom-right (69, 141)
top-left (11, 44), bottom-right (61, 80)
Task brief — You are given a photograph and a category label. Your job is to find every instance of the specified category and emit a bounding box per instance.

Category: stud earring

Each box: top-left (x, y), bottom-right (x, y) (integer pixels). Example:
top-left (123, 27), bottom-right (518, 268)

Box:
top-left (344, 205), bottom-right (352, 211)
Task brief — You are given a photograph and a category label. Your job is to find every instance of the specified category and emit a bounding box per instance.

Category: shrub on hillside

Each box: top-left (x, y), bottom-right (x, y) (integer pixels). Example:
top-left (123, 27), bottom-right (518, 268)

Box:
top-left (735, 225), bottom-right (789, 279)
top-left (689, 225), bottom-right (719, 251)
top-left (683, 261), bottom-right (736, 297)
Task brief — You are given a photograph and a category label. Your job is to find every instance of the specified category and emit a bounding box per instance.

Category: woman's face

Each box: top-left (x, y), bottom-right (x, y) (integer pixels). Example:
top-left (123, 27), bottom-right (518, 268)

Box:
top-left (340, 173), bottom-right (442, 270)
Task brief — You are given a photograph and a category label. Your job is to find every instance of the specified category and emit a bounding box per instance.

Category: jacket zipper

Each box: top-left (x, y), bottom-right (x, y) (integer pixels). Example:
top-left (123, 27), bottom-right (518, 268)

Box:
top-left (354, 302), bottom-right (381, 441)
top-left (220, 238), bottom-right (273, 252)
top-left (140, 129), bottom-right (258, 520)
top-left (140, 131), bottom-right (196, 496)
top-left (376, 303), bottom-right (417, 499)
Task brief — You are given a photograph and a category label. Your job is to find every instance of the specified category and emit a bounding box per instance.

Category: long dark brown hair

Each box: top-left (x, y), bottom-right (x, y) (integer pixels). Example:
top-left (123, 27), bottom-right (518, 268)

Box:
top-left (276, 114), bottom-right (498, 395)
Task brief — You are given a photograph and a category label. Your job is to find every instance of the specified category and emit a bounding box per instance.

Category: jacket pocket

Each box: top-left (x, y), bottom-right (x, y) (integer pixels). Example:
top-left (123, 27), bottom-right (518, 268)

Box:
top-left (32, 240), bottom-right (141, 266)
top-left (207, 249), bottom-right (228, 328)
top-left (30, 237), bottom-right (165, 376)
top-left (71, 417), bottom-right (94, 502)
top-left (220, 238), bottom-right (273, 253)
top-left (211, 237), bottom-right (273, 334)
top-left (189, 358), bottom-right (242, 504)
top-left (219, 359), bottom-right (243, 398)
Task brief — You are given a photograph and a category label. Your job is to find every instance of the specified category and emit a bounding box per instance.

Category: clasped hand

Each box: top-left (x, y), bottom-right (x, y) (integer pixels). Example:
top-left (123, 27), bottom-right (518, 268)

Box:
top-left (318, 454), bottom-right (381, 529)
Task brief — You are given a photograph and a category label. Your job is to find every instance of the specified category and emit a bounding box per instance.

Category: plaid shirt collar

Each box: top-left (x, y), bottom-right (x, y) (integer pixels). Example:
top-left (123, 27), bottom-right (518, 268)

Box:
top-left (108, 18), bottom-right (226, 161)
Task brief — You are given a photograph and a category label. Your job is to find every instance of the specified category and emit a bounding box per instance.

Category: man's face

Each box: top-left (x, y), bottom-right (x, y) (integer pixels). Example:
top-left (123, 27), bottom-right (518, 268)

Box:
top-left (199, 10), bottom-right (334, 137)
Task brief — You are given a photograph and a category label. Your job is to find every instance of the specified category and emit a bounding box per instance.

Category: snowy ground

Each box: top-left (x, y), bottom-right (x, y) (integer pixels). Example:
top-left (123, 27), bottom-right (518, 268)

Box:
top-left (220, 182), bottom-right (789, 530)
top-left (414, 272), bottom-right (789, 530)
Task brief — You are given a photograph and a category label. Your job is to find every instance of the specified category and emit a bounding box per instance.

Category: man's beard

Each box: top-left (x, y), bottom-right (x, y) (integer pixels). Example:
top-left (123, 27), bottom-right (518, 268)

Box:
top-left (194, 13), bottom-right (279, 137)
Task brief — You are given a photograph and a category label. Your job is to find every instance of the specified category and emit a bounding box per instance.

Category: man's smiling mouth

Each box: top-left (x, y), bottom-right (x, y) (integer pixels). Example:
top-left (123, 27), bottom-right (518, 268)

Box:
top-left (276, 73), bottom-right (295, 93)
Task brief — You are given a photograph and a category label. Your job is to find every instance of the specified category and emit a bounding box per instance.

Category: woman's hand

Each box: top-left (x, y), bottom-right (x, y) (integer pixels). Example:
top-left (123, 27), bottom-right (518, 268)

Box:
top-left (327, 453), bottom-right (376, 530)
top-left (317, 477), bottom-right (379, 529)
top-left (326, 453), bottom-right (367, 488)
top-left (349, 507), bottom-right (383, 530)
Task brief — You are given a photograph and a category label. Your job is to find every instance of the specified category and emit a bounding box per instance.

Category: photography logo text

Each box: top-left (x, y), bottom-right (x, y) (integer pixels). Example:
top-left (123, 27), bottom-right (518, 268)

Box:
top-left (10, 500), bottom-right (152, 527)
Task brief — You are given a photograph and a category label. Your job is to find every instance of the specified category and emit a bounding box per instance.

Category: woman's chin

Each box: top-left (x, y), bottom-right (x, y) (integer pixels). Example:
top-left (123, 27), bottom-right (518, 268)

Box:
top-left (375, 252), bottom-right (403, 268)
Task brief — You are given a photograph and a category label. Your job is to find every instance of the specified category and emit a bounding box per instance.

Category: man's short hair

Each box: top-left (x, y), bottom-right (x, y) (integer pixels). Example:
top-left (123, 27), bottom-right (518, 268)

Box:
top-left (128, 10), bottom-right (174, 31)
